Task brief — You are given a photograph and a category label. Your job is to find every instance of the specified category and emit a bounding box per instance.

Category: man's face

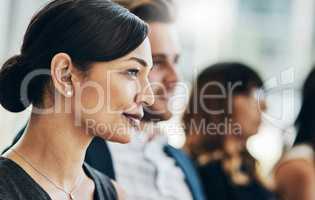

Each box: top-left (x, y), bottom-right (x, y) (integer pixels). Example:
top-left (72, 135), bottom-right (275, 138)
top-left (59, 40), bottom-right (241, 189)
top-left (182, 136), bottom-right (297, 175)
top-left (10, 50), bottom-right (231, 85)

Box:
top-left (143, 22), bottom-right (180, 122)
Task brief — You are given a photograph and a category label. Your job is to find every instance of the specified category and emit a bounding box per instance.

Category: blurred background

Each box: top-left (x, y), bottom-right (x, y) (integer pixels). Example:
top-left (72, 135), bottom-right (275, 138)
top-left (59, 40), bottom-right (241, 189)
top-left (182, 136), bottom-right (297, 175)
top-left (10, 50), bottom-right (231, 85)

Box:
top-left (0, 0), bottom-right (314, 178)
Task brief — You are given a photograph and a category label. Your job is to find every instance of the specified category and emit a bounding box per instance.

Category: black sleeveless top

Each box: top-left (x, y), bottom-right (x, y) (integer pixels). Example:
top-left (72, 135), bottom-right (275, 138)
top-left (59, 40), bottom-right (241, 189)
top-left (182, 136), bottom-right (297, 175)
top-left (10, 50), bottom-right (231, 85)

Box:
top-left (0, 157), bottom-right (117, 200)
top-left (198, 160), bottom-right (277, 200)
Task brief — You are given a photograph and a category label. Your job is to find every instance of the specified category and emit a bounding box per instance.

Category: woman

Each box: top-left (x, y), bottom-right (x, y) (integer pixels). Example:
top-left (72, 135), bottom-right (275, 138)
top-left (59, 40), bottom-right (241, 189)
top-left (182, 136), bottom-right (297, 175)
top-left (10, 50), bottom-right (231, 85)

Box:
top-left (274, 68), bottom-right (315, 200)
top-left (0, 0), bottom-right (154, 199)
top-left (183, 62), bottom-right (276, 200)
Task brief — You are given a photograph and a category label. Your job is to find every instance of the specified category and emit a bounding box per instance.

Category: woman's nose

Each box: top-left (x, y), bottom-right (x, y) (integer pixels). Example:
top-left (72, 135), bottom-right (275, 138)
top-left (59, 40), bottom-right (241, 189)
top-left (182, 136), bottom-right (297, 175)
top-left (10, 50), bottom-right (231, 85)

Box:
top-left (136, 79), bottom-right (155, 106)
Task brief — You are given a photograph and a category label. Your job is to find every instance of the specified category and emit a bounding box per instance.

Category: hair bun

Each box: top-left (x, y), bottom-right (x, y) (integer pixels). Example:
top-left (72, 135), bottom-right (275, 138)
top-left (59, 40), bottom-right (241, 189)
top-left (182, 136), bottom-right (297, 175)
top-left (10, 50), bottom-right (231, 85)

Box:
top-left (0, 55), bottom-right (31, 112)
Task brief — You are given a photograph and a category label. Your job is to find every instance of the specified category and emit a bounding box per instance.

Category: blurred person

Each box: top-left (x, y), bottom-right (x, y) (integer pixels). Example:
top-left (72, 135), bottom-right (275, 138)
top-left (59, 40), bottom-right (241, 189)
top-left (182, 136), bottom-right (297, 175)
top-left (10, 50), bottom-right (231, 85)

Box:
top-left (183, 62), bottom-right (277, 200)
top-left (3, 0), bottom-right (205, 200)
top-left (0, 0), bottom-right (154, 199)
top-left (274, 68), bottom-right (315, 200)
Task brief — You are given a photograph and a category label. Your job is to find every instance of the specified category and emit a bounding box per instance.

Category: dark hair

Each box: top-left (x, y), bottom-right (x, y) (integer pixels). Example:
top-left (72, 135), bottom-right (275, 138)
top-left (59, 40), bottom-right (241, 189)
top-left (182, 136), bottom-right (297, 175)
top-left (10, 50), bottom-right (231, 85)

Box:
top-left (183, 62), bottom-right (263, 152)
top-left (183, 62), bottom-right (263, 183)
top-left (114, 0), bottom-right (175, 23)
top-left (0, 0), bottom-right (148, 112)
top-left (294, 67), bottom-right (315, 150)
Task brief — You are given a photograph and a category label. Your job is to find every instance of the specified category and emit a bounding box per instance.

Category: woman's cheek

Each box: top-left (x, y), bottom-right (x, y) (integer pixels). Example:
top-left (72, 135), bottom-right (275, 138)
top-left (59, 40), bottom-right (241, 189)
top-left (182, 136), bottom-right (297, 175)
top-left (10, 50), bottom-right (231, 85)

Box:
top-left (78, 84), bottom-right (105, 111)
top-left (110, 77), bottom-right (138, 109)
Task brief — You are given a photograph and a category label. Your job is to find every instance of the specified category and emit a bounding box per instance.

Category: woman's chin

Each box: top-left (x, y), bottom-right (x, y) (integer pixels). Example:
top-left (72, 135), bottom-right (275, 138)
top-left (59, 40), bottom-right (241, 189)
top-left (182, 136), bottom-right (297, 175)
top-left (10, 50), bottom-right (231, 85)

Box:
top-left (94, 123), bottom-right (139, 143)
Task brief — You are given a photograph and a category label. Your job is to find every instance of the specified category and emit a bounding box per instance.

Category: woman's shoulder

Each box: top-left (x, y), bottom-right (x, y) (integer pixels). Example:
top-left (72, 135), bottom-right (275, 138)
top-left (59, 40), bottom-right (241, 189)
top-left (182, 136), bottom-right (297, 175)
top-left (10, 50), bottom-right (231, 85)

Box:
top-left (0, 156), bottom-right (12, 172)
top-left (84, 163), bottom-right (119, 200)
top-left (275, 144), bottom-right (315, 191)
top-left (0, 157), bottom-right (12, 188)
top-left (0, 157), bottom-right (52, 199)
top-left (283, 144), bottom-right (314, 163)
top-left (274, 153), bottom-right (315, 199)
top-left (0, 157), bottom-right (21, 185)
top-left (276, 144), bottom-right (314, 172)
top-left (0, 160), bottom-right (16, 199)
top-left (275, 144), bottom-right (314, 176)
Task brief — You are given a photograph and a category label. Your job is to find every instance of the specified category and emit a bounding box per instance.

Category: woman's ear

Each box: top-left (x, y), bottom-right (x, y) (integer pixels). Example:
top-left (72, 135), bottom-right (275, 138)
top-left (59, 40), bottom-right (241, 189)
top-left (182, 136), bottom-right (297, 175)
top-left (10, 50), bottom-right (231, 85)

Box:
top-left (50, 53), bottom-right (76, 98)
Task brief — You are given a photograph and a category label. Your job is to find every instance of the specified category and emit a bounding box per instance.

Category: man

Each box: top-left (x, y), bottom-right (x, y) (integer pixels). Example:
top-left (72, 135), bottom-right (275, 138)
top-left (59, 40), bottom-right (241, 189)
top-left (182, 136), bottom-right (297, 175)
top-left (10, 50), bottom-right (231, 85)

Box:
top-left (103, 1), bottom-right (205, 199)
top-left (4, 0), bottom-right (205, 199)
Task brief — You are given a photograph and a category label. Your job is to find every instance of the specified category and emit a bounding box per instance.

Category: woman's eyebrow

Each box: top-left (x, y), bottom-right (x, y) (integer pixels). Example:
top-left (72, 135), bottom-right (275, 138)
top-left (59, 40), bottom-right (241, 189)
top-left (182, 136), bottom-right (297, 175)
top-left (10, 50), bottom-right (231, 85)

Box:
top-left (127, 57), bottom-right (151, 67)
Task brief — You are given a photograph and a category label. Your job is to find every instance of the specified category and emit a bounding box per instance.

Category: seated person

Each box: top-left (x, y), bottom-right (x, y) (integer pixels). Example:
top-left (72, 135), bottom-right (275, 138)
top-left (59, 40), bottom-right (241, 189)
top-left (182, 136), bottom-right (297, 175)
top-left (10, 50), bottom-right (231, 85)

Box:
top-left (183, 62), bottom-right (277, 200)
top-left (0, 0), bottom-right (154, 199)
top-left (274, 67), bottom-right (315, 200)
top-left (3, 1), bottom-right (205, 200)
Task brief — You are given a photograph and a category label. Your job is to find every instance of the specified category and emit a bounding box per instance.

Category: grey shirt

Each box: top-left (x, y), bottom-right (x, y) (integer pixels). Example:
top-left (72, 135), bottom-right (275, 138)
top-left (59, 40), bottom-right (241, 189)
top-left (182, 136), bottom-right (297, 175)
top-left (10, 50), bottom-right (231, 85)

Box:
top-left (0, 157), bottom-right (117, 200)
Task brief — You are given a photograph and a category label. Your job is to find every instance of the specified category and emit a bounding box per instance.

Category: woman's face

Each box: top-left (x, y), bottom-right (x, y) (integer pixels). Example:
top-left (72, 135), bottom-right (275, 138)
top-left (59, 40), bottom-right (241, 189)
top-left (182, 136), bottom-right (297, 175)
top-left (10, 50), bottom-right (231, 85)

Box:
top-left (232, 88), bottom-right (266, 139)
top-left (73, 38), bottom-right (154, 143)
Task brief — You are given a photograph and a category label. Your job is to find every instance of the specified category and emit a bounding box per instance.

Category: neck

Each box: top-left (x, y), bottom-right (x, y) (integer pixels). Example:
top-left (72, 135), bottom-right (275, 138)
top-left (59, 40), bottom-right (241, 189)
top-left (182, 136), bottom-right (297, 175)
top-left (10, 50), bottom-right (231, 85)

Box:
top-left (11, 112), bottom-right (92, 188)
top-left (139, 121), bottom-right (161, 142)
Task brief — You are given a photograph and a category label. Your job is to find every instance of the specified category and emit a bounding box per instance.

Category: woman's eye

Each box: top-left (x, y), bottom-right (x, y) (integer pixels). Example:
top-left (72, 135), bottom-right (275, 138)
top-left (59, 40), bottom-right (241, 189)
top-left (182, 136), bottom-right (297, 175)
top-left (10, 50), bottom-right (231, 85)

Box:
top-left (127, 69), bottom-right (139, 77)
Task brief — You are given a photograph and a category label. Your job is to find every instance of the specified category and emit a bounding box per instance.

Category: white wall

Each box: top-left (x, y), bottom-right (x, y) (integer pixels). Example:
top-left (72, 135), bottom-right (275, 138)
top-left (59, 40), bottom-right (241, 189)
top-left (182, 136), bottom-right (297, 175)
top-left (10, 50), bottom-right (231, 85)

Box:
top-left (172, 0), bottom-right (315, 175)
top-left (0, 0), bottom-right (48, 151)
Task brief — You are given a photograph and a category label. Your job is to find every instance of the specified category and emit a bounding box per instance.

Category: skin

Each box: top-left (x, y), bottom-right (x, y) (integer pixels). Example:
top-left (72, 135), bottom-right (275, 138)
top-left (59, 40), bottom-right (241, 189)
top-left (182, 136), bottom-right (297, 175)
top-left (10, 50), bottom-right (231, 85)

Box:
top-left (215, 87), bottom-right (267, 187)
top-left (275, 159), bottom-right (315, 200)
top-left (142, 22), bottom-right (180, 122)
top-left (76, 37), bottom-right (154, 144)
top-left (232, 88), bottom-right (267, 139)
top-left (3, 38), bottom-right (154, 200)
top-left (183, 86), bottom-right (267, 180)
top-left (226, 88), bottom-right (267, 156)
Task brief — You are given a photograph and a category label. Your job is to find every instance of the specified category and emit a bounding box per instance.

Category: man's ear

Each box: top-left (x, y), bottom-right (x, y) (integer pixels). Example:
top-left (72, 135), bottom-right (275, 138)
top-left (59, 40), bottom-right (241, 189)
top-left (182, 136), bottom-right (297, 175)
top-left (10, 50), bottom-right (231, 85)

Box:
top-left (50, 53), bottom-right (77, 98)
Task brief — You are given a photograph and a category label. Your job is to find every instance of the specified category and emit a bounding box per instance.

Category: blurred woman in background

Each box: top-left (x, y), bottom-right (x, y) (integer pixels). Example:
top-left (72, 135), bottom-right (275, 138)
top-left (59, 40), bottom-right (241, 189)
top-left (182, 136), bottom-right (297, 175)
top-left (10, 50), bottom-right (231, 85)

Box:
top-left (0, 0), bottom-right (154, 199)
top-left (183, 62), bottom-right (276, 200)
top-left (274, 68), bottom-right (315, 200)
